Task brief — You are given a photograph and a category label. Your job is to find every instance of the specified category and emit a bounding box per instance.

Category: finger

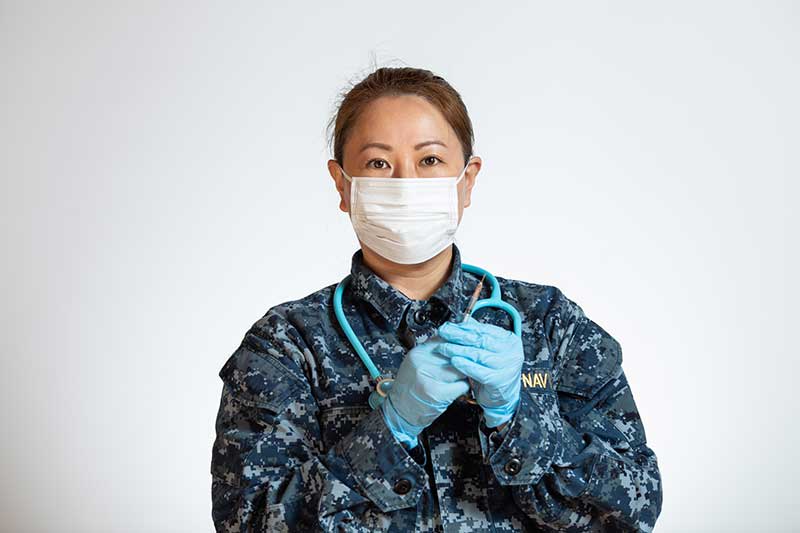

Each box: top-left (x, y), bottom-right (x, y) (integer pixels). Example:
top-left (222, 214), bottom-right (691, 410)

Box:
top-left (448, 315), bottom-right (514, 338)
top-left (450, 356), bottom-right (495, 384)
top-left (413, 344), bottom-right (471, 382)
top-left (413, 379), bottom-right (469, 402)
top-left (418, 346), bottom-right (454, 367)
top-left (436, 325), bottom-right (490, 350)
top-left (437, 321), bottom-right (514, 352)
top-left (435, 342), bottom-right (500, 369)
top-left (419, 361), bottom-right (469, 383)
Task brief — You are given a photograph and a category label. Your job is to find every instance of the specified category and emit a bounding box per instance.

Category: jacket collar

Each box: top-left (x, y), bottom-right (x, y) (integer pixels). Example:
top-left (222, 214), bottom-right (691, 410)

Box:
top-left (348, 243), bottom-right (471, 331)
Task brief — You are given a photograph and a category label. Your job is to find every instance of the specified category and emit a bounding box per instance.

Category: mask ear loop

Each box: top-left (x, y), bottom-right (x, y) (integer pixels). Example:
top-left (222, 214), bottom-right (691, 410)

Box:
top-left (339, 164), bottom-right (352, 183)
top-left (450, 157), bottom-right (471, 237)
top-left (338, 164), bottom-right (356, 220)
top-left (456, 156), bottom-right (474, 184)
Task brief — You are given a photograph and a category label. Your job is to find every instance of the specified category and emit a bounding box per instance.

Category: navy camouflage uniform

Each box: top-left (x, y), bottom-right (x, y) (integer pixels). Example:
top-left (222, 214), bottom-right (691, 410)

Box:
top-left (211, 243), bottom-right (663, 531)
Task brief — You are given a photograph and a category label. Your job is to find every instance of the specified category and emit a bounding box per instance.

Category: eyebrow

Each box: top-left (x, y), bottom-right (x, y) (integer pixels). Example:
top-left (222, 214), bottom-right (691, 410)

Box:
top-left (359, 140), bottom-right (448, 153)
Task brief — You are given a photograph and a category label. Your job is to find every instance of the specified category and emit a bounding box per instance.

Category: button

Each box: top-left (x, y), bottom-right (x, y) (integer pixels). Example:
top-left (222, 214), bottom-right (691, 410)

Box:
top-left (504, 457), bottom-right (522, 476)
top-left (393, 477), bottom-right (413, 495)
top-left (413, 308), bottom-right (429, 324)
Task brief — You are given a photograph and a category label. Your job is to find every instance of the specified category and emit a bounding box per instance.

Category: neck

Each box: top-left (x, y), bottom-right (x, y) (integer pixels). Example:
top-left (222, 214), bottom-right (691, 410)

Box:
top-left (360, 243), bottom-right (454, 302)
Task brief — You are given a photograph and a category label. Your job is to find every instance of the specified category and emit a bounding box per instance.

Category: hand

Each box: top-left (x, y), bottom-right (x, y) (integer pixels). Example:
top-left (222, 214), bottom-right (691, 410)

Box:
top-left (381, 334), bottom-right (470, 448)
top-left (436, 316), bottom-right (524, 428)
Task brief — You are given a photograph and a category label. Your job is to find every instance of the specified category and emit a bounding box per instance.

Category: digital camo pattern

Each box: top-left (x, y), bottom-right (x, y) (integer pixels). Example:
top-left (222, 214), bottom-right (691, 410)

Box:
top-left (211, 244), bottom-right (663, 532)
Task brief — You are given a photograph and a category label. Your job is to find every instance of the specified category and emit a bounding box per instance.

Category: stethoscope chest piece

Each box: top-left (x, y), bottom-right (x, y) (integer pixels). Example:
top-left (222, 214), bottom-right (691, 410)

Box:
top-left (368, 376), bottom-right (394, 409)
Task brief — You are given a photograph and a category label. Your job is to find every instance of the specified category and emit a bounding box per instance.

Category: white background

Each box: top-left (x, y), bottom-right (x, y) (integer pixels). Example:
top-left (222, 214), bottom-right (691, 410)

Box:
top-left (1, 2), bottom-right (796, 532)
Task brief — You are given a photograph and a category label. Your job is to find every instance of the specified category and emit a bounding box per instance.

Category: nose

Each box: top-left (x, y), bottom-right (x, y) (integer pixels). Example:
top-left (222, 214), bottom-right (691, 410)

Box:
top-left (393, 161), bottom-right (418, 178)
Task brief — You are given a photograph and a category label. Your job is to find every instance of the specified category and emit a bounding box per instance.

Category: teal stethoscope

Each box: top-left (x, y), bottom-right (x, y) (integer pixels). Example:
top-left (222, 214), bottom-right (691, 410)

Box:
top-left (333, 263), bottom-right (522, 409)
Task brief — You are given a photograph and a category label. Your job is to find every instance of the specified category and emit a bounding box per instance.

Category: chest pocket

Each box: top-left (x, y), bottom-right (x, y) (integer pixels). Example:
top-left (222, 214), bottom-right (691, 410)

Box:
top-left (553, 317), bottom-right (622, 400)
top-left (317, 405), bottom-right (372, 451)
top-left (552, 318), bottom-right (631, 453)
top-left (219, 340), bottom-right (304, 414)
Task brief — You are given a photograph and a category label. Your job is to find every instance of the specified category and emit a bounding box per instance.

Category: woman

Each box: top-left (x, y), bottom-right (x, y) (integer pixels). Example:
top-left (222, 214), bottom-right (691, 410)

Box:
top-left (210, 67), bottom-right (663, 532)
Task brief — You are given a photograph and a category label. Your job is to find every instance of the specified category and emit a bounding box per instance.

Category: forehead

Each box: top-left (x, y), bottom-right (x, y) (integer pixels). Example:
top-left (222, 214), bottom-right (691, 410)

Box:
top-left (347, 94), bottom-right (459, 150)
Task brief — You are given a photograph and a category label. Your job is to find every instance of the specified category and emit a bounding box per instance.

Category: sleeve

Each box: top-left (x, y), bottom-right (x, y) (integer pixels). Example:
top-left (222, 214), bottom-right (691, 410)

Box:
top-left (478, 288), bottom-right (663, 532)
top-left (210, 311), bottom-right (428, 532)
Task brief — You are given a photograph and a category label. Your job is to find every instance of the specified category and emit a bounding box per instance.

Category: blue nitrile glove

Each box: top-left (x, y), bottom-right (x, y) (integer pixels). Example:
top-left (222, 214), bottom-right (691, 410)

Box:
top-left (436, 316), bottom-right (524, 428)
top-left (381, 334), bottom-right (470, 449)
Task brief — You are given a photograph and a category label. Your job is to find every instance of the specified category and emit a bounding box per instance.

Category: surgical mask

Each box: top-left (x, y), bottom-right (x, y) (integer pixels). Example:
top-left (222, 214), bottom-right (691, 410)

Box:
top-left (340, 160), bottom-right (471, 265)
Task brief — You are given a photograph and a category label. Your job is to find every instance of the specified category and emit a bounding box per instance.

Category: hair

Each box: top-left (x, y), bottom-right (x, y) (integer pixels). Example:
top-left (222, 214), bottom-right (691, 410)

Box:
top-left (326, 65), bottom-right (475, 168)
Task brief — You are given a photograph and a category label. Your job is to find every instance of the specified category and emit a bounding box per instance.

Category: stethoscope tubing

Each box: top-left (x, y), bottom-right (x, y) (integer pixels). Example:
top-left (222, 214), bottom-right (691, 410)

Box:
top-left (460, 263), bottom-right (522, 336)
top-left (333, 263), bottom-right (522, 386)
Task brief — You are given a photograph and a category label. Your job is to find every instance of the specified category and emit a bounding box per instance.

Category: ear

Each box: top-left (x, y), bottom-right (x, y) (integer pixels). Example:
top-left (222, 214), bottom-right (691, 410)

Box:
top-left (462, 156), bottom-right (481, 208)
top-left (327, 159), bottom-right (350, 213)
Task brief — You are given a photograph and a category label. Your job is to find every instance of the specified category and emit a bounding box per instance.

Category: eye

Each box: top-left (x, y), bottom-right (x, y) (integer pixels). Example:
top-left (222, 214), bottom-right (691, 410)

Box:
top-left (367, 159), bottom-right (389, 170)
top-left (422, 155), bottom-right (443, 166)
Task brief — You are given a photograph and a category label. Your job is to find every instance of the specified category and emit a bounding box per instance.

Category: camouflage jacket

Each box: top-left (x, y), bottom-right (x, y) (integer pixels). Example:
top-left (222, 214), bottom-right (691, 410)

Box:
top-left (210, 244), bottom-right (663, 532)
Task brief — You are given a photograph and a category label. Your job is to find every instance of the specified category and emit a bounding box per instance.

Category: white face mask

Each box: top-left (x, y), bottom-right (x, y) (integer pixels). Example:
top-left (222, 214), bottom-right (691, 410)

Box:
top-left (340, 159), bottom-right (471, 265)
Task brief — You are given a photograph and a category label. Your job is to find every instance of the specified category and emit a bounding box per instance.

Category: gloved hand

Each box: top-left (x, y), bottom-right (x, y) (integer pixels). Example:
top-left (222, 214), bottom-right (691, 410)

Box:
top-left (436, 316), bottom-right (524, 428)
top-left (381, 334), bottom-right (470, 449)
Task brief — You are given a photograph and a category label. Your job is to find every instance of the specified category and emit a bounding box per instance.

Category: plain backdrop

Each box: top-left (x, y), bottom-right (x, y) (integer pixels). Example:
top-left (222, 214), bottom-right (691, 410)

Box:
top-left (1, 2), bottom-right (796, 532)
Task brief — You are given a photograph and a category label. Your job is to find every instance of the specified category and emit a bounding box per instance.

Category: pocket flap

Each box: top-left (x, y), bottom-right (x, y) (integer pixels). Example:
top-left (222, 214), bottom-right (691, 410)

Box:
top-left (318, 405), bottom-right (372, 450)
top-left (219, 339), bottom-right (303, 413)
top-left (554, 318), bottom-right (622, 399)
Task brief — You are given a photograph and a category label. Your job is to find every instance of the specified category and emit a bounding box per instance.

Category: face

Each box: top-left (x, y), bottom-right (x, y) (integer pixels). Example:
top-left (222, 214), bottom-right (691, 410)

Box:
top-left (327, 94), bottom-right (481, 225)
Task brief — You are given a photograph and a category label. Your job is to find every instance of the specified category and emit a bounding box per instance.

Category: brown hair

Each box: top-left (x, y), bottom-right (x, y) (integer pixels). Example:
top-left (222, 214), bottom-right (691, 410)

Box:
top-left (326, 66), bottom-right (475, 167)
